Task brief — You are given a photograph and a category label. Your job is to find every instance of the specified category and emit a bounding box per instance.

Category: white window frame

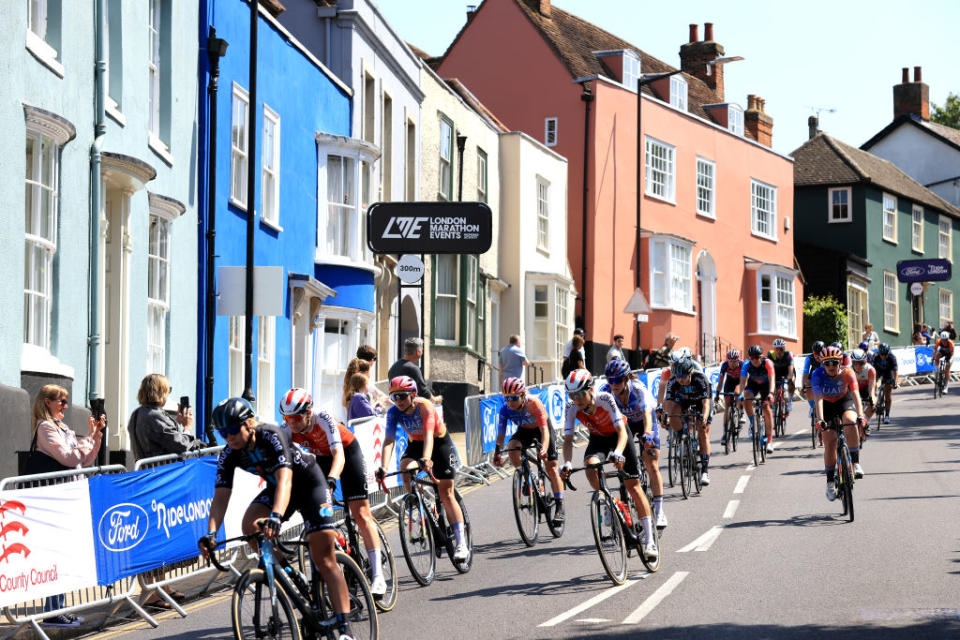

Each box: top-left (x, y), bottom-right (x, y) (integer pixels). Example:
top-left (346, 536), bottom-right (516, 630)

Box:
top-left (846, 279), bottom-right (869, 349)
top-left (228, 316), bottom-right (245, 398)
top-left (26, 0), bottom-right (63, 77)
top-left (544, 117), bottom-right (557, 147)
top-left (670, 75), bottom-right (688, 111)
top-left (434, 254), bottom-right (459, 345)
top-left (230, 84), bottom-right (249, 208)
top-left (649, 236), bottom-right (693, 313)
top-left (257, 316), bottom-right (275, 422)
top-left (147, 214), bottom-right (171, 373)
top-left (756, 268), bottom-right (797, 339)
top-left (883, 270), bottom-right (899, 333)
top-left (555, 285), bottom-right (569, 362)
top-left (644, 136), bottom-right (676, 203)
top-left (622, 52), bottom-right (640, 92)
top-left (939, 214), bottom-right (952, 261)
top-left (261, 105), bottom-right (281, 227)
top-left (751, 179), bottom-right (778, 240)
top-left (912, 204), bottom-right (924, 253)
top-left (533, 285), bottom-right (550, 358)
top-left (23, 128), bottom-right (59, 350)
top-left (828, 187), bottom-right (852, 223)
top-left (536, 176), bottom-right (550, 252)
top-left (882, 193), bottom-right (897, 244)
top-left (439, 114), bottom-right (453, 200)
top-left (147, 0), bottom-right (161, 138)
top-left (313, 308), bottom-right (375, 422)
top-left (317, 136), bottom-right (377, 266)
top-left (940, 289), bottom-right (953, 329)
top-left (728, 105), bottom-right (744, 136)
top-left (695, 157), bottom-right (715, 218)
top-left (465, 256), bottom-right (478, 350)
top-left (477, 148), bottom-right (487, 203)
top-left (28, 0), bottom-right (49, 40)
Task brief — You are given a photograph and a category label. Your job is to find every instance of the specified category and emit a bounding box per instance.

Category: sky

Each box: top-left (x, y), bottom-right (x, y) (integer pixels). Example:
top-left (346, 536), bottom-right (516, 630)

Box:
top-left (374, 0), bottom-right (960, 155)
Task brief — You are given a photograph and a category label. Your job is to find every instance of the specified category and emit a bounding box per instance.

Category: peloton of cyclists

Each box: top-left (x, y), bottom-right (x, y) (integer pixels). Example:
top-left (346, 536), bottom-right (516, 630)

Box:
top-left (811, 346), bottom-right (866, 500)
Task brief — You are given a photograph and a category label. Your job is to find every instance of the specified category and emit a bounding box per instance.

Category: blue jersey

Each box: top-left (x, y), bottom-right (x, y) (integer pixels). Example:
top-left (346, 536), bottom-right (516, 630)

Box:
top-left (802, 355), bottom-right (819, 376)
top-left (497, 395), bottom-right (549, 438)
top-left (599, 379), bottom-right (654, 424)
top-left (872, 353), bottom-right (898, 375)
top-left (741, 359), bottom-right (775, 387)
top-left (811, 366), bottom-right (857, 402)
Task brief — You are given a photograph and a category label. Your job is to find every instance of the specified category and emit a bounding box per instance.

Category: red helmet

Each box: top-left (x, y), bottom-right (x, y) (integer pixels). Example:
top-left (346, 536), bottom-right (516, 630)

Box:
top-left (389, 376), bottom-right (418, 394)
top-left (821, 346), bottom-right (844, 363)
top-left (502, 377), bottom-right (526, 396)
top-left (727, 349), bottom-right (741, 361)
top-left (279, 388), bottom-right (312, 416)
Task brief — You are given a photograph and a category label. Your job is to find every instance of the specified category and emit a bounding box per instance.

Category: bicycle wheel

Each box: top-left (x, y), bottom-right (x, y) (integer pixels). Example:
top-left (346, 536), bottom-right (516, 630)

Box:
top-left (875, 396), bottom-right (884, 432)
top-left (232, 569), bottom-right (303, 640)
top-left (687, 438), bottom-right (701, 494)
top-left (838, 443), bottom-right (855, 523)
top-left (318, 552), bottom-right (379, 640)
top-left (397, 493), bottom-right (435, 586)
top-left (731, 408), bottom-right (741, 452)
top-left (364, 519), bottom-right (398, 612)
top-left (627, 497), bottom-right (660, 573)
top-left (667, 434), bottom-right (677, 487)
top-left (752, 418), bottom-right (761, 466)
top-left (589, 491), bottom-right (627, 585)
top-left (758, 414), bottom-right (767, 464)
top-left (512, 467), bottom-right (539, 546)
top-left (541, 470), bottom-right (565, 538)
top-left (679, 436), bottom-right (692, 499)
top-left (723, 410), bottom-right (733, 455)
top-left (811, 417), bottom-right (818, 448)
top-left (446, 489), bottom-right (474, 573)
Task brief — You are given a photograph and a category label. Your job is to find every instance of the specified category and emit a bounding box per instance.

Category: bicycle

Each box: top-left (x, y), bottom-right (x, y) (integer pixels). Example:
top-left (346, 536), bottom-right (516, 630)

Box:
top-left (873, 382), bottom-right (886, 432)
top-left (934, 356), bottom-right (948, 399)
top-left (297, 498), bottom-right (398, 612)
top-left (564, 459), bottom-right (660, 584)
top-left (208, 527), bottom-right (378, 640)
top-left (749, 396), bottom-right (768, 466)
top-left (500, 439), bottom-right (564, 546)
top-left (819, 417), bottom-right (857, 522)
top-left (377, 464), bottom-right (473, 586)
top-left (772, 379), bottom-right (789, 438)
top-left (664, 409), bottom-right (702, 499)
top-left (718, 392), bottom-right (742, 455)
top-left (803, 385), bottom-right (821, 449)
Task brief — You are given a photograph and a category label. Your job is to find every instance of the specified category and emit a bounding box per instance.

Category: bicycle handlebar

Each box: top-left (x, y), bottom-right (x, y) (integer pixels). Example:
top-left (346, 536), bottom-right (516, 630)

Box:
top-left (375, 463), bottom-right (439, 492)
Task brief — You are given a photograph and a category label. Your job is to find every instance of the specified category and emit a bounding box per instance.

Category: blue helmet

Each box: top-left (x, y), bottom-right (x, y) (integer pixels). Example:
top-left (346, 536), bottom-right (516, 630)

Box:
top-left (604, 359), bottom-right (631, 379)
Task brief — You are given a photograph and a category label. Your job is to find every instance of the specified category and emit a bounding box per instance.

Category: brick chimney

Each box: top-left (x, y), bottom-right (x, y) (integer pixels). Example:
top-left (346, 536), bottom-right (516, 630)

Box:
top-left (893, 66), bottom-right (929, 121)
top-left (744, 95), bottom-right (774, 147)
top-left (525, 0), bottom-right (551, 18)
top-left (679, 22), bottom-right (725, 100)
top-left (808, 115), bottom-right (819, 140)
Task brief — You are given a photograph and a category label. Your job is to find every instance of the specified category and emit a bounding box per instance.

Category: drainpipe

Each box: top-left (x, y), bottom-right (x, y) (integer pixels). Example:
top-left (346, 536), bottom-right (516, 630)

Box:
top-left (88, 0), bottom-right (107, 406)
top-left (579, 81), bottom-right (594, 362)
top-left (243, 0), bottom-right (259, 403)
top-left (456, 134), bottom-right (467, 201)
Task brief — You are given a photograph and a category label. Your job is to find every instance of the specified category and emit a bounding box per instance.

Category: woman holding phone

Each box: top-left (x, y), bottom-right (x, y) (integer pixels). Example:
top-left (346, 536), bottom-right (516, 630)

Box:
top-left (128, 374), bottom-right (204, 460)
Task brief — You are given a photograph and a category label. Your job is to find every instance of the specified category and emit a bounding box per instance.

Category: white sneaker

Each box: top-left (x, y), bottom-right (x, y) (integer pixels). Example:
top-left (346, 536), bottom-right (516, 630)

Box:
top-left (825, 482), bottom-right (837, 501)
top-left (642, 539), bottom-right (659, 561)
top-left (883, 416), bottom-right (890, 424)
top-left (655, 509), bottom-right (668, 529)
top-left (854, 463), bottom-right (864, 479)
top-left (369, 574), bottom-right (387, 596)
top-left (766, 444), bottom-right (774, 454)
top-left (699, 471), bottom-right (711, 486)
top-left (453, 541), bottom-right (470, 561)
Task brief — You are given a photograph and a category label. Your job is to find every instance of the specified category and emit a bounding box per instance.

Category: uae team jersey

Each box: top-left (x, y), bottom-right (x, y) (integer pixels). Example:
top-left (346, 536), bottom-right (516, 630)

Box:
top-left (292, 409), bottom-right (356, 458)
top-left (386, 397), bottom-right (447, 442)
top-left (599, 379), bottom-right (654, 423)
top-left (215, 424), bottom-right (318, 489)
top-left (811, 367), bottom-right (858, 402)
top-left (563, 391), bottom-right (625, 438)
top-left (497, 395), bottom-right (548, 437)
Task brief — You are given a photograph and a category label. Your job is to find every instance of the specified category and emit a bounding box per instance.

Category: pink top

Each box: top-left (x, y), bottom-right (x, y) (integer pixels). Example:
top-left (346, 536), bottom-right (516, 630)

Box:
top-left (35, 419), bottom-right (102, 468)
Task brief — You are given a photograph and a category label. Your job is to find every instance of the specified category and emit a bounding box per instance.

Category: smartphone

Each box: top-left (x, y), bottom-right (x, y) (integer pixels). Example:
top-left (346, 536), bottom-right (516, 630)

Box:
top-left (90, 398), bottom-right (105, 421)
top-left (180, 395), bottom-right (191, 412)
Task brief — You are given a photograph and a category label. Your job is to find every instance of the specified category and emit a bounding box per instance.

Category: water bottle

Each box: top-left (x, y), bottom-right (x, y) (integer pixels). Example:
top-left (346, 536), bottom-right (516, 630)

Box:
top-left (615, 498), bottom-right (632, 528)
top-left (537, 477), bottom-right (545, 495)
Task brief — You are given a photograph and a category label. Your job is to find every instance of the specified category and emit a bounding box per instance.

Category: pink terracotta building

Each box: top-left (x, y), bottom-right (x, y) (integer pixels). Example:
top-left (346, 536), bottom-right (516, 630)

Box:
top-left (436, 0), bottom-right (801, 366)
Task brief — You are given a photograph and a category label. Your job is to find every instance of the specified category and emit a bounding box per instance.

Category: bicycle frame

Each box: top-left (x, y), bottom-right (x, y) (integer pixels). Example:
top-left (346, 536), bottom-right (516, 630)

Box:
top-left (501, 442), bottom-right (552, 513)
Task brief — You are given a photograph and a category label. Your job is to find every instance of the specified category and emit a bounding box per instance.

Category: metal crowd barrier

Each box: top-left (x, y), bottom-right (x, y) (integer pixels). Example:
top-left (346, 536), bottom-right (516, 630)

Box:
top-left (0, 465), bottom-right (150, 640)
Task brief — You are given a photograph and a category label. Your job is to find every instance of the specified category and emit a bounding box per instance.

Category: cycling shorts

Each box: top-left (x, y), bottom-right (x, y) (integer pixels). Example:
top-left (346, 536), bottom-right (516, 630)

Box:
top-left (821, 392), bottom-right (857, 423)
top-left (664, 398), bottom-right (710, 425)
top-left (858, 388), bottom-right (874, 408)
top-left (507, 426), bottom-right (558, 461)
top-left (626, 419), bottom-right (660, 450)
top-left (583, 434), bottom-right (640, 479)
top-left (743, 382), bottom-right (770, 400)
top-left (721, 377), bottom-right (740, 395)
top-left (401, 432), bottom-right (458, 480)
top-left (878, 372), bottom-right (896, 386)
top-left (251, 462), bottom-right (336, 534)
top-left (316, 440), bottom-right (369, 503)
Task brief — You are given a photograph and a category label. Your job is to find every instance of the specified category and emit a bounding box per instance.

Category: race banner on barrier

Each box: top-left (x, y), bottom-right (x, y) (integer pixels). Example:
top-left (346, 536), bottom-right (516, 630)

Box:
top-left (0, 480), bottom-right (98, 608)
top-left (89, 458), bottom-right (217, 585)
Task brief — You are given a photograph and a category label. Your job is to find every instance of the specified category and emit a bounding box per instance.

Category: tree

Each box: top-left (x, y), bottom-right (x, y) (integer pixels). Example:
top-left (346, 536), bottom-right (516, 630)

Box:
top-left (802, 295), bottom-right (848, 352)
top-left (930, 93), bottom-right (960, 129)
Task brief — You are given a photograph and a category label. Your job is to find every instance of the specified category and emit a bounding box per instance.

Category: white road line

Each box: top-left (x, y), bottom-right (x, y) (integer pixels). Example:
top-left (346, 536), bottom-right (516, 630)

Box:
top-left (794, 427), bottom-right (808, 435)
top-left (676, 525), bottom-right (725, 552)
top-left (745, 463), bottom-right (756, 471)
top-left (722, 499), bottom-right (740, 519)
top-left (622, 571), bottom-right (690, 624)
top-left (576, 618), bottom-right (610, 623)
top-left (539, 579), bottom-right (642, 627)
top-left (733, 475), bottom-right (751, 494)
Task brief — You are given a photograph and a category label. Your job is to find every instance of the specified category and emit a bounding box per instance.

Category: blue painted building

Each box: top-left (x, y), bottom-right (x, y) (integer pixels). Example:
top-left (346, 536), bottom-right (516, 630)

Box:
top-left (197, 0), bottom-right (352, 426)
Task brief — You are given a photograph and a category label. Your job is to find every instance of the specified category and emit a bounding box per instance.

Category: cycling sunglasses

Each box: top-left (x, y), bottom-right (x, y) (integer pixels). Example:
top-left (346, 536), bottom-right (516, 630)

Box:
top-left (504, 394), bottom-right (522, 402)
top-left (217, 422), bottom-right (244, 437)
top-left (568, 390), bottom-right (589, 401)
top-left (608, 375), bottom-right (627, 384)
top-left (390, 392), bottom-right (412, 402)
top-left (821, 359), bottom-right (841, 366)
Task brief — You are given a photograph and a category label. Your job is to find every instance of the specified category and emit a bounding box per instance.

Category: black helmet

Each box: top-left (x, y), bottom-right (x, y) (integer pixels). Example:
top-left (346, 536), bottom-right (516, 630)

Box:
top-left (747, 345), bottom-right (763, 358)
top-left (877, 342), bottom-right (891, 355)
top-left (671, 358), bottom-right (696, 378)
top-left (812, 340), bottom-right (825, 354)
top-left (830, 341), bottom-right (843, 350)
top-left (212, 397), bottom-right (255, 432)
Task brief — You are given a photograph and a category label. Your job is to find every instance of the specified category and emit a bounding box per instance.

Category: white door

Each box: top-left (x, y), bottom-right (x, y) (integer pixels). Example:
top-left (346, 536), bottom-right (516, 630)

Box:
top-left (696, 251), bottom-right (717, 363)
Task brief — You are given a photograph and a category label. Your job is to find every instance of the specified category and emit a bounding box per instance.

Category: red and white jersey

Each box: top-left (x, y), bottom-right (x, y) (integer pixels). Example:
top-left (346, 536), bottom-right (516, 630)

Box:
top-left (564, 391), bottom-right (626, 438)
top-left (853, 362), bottom-right (876, 391)
top-left (292, 409), bottom-right (355, 457)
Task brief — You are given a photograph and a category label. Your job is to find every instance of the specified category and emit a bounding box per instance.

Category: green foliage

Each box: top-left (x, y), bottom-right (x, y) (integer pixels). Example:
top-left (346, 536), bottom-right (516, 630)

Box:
top-left (802, 295), bottom-right (848, 351)
top-left (930, 93), bottom-right (960, 129)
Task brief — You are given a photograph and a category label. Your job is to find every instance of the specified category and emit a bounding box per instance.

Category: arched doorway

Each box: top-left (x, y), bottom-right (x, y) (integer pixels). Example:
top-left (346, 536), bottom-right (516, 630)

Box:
top-left (696, 251), bottom-right (718, 363)
top-left (399, 292), bottom-right (420, 351)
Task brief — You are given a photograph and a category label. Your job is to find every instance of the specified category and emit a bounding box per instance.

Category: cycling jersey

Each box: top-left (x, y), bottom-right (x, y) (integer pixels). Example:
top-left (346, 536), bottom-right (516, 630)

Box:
top-left (802, 354), bottom-right (820, 377)
top-left (658, 360), bottom-right (703, 387)
top-left (741, 359), bottom-right (775, 388)
top-left (935, 338), bottom-right (955, 354)
top-left (664, 371), bottom-right (711, 403)
top-left (872, 354), bottom-right (898, 375)
top-left (497, 395), bottom-right (548, 438)
top-left (718, 360), bottom-right (744, 393)
top-left (215, 424), bottom-right (318, 490)
top-left (598, 379), bottom-right (654, 424)
top-left (386, 397), bottom-right (447, 442)
top-left (853, 362), bottom-right (876, 391)
top-left (563, 391), bottom-right (625, 438)
top-left (292, 409), bottom-right (356, 458)
top-left (767, 350), bottom-right (794, 379)
top-left (811, 367), bottom-right (858, 402)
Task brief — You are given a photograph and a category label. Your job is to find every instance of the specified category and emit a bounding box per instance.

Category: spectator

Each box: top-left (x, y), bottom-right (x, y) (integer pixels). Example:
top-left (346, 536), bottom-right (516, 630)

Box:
top-left (861, 323), bottom-right (879, 351)
top-left (563, 327), bottom-right (586, 361)
top-left (356, 344), bottom-right (377, 363)
top-left (388, 337), bottom-right (437, 400)
top-left (940, 320), bottom-right (957, 340)
top-left (342, 358), bottom-right (366, 408)
top-left (645, 333), bottom-right (678, 369)
top-left (499, 334), bottom-right (531, 382)
top-left (561, 335), bottom-right (586, 378)
top-left (347, 373), bottom-right (385, 421)
top-left (912, 328), bottom-right (925, 346)
top-left (127, 374), bottom-right (199, 609)
top-left (921, 325), bottom-right (933, 345)
top-left (606, 334), bottom-right (626, 363)
top-left (30, 385), bottom-right (103, 627)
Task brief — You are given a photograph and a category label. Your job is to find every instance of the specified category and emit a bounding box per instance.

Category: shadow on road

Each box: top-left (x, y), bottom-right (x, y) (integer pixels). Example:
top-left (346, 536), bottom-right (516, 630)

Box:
top-left (428, 572), bottom-right (619, 602)
top-left (724, 513), bottom-right (846, 529)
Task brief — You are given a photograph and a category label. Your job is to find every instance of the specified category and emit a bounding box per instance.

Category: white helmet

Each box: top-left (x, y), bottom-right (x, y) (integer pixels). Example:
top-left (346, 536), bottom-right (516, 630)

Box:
top-left (941, 331), bottom-right (950, 340)
top-left (677, 346), bottom-right (693, 359)
top-left (850, 349), bottom-right (867, 362)
top-left (565, 369), bottom-right (593, 394)
top-left (279, 388), bottom-right (313, 416)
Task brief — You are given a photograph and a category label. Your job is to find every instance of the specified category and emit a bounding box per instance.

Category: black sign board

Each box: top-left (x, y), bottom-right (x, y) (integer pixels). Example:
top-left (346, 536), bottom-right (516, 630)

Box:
top-left (367, 202), bottom-right (492, 254)
top-left (896, 258), bottom-right (952, 283)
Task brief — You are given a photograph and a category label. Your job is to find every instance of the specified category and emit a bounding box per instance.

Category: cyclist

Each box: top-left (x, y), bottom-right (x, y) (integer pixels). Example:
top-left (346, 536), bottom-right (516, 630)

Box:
top-left (933, 331), bottom-right (954, 392)
top-left (198, 398), bottom-right (356, 639)
top-left (493, 377), bottom-right (565, 527)
top-left (378, 376), bottom-right (469, 561)
top-left (872, 343), bottom-right (899, 423)
top-left (661, 358), bottom-right (713, 485)
top-left (801, 340), bottom-right (825, 418)
top-left (279, 388), bottom-right (386, 596)
top-left (830, 341), bottom-right (853, 367)
top-left (740, 345), bottom-right (775, 454)
top-left (812, 346), bottom-right (866, 499)
top-left (850, 349), bottom-right (877, 423)
top-left (656, 351), bottom-right (702, 409)
top-left (600, 359), bottom-right (667, 529)
top-left (858, 341), bottom-right (875, 364)
top-left (560, 370), bottom-right (658, 560)
top-left (768, 338), bottom-right (796, 417)
top-left (715, 349), bottom-right (745, 447)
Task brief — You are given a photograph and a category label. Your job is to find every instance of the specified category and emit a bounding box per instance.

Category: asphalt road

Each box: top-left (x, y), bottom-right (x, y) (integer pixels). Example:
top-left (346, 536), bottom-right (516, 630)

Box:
top-left (80, 384), bottom-right (960, 640)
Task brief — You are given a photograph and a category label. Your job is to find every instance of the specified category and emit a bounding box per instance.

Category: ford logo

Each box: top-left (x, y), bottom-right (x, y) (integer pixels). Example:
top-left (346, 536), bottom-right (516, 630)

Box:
top-left (97, 503), bottom-right (148, 552)
top-left (901, 266), bottom-right (925, 277)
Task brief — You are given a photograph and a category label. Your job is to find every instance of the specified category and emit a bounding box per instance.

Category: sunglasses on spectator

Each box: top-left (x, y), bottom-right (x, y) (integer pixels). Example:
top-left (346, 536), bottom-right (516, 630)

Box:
top-left (217, 423), bottom-right (244, 437)
top-left (568, 391), bottom-right (589, 401)
top-left (504, 394), bottom-right (522, 402)
top-left (55, 398), bottom-right (69, 406)
top-left (390, 392), bottom-right (411, 402)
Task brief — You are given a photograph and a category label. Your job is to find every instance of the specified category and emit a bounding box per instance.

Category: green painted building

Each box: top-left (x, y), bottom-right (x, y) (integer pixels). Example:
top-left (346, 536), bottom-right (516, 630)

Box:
top-left (792, 131), bottom-right (960, 347)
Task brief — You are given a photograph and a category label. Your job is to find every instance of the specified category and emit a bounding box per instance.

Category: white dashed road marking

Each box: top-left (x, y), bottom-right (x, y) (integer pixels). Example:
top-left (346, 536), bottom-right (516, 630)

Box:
top-left (539, 578), bottom-right (643, 627)
top-left (722, 499), bottom-right (740, 519)
top-left (733, 475), bottom-right (751, 494)
top-left (622, 571), bottom-right (690, 624)
top-left (676, 525), bottom-right (725, 552)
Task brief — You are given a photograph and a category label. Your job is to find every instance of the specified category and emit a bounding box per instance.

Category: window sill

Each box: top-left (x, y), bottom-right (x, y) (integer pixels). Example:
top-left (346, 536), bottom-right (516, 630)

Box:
top-left (537, 246), bottom-right (550, 257)
top-left (644, 192), bottom-right (677, 206)
top-left (105, 100), bottom-right (126, 127)
top-left (260, 217), bottom-right (283, 233)
top-left (650, 305), bottom-right (696, 317)
top-left (750, 231), bottom-right (779, 243)
top-left (883, 326), bottom-right (900, 335)
top-left (148, 134), bottom-right (174, 167)
top-left (882, 237), bottom-right (898, 246)
top-left (21, 343), bottom-right (75, 379)
top-left (748, 331), bottom-right (799, 342)
top-left (26, 31), bottom-right (64, 78)
top-left (228, 197), bottom-right (249, 212)
top-left (430, 344), bottom-right (484, 359)
top-left (827, 218), bottom-right (851, 224)
top-left (696, 211), bottom-right (716, 220)
top-left (314, 253), bottom-right (378, 274)
top-left (912, 248), bottom-right (924, 255)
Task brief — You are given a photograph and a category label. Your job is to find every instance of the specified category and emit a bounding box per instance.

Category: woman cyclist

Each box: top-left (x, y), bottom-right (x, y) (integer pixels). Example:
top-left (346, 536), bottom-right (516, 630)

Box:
top-left (740, 345), bottom-right (775, 455)
top-left (812, 346), bottom-right (866, 499)
top-left (715, 349), bottom-right (745, 447)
